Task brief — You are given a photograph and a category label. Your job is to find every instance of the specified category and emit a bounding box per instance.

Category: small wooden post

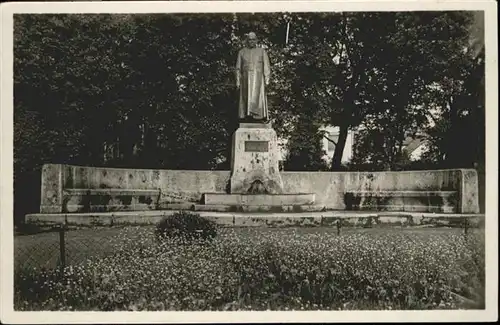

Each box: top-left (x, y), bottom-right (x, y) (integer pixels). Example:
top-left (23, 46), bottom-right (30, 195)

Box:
top-left (336, 219), bottom-right (341, 235)
top-left (59, 224), bottom-right (66, 273)
top-left (464, 217), bottom-right (469, 236)
top-left (285, 21), bottom-right (290, 45)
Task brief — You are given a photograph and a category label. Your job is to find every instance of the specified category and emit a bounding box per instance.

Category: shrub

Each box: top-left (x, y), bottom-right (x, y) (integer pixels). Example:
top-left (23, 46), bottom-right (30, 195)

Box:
top-left (154, 211), bottom-right (217, 243)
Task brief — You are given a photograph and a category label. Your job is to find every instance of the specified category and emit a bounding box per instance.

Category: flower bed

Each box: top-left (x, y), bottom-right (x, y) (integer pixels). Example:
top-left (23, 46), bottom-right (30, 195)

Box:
top-left (15, 227), bottom-right (485, 311)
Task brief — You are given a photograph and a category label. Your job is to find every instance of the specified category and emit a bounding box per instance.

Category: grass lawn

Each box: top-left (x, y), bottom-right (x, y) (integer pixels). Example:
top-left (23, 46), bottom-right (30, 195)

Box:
top-left (14, 225), bottom-right (485, 311)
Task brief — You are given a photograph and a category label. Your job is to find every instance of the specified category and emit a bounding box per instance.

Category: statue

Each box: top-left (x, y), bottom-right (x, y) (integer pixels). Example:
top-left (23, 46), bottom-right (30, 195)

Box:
top-left (235, 32), bottom-right (271, 122)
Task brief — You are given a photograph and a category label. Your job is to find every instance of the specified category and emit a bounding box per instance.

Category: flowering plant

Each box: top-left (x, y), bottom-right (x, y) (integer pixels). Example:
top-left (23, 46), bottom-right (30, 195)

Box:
top-left (15, 226), bottom-right (484, 311)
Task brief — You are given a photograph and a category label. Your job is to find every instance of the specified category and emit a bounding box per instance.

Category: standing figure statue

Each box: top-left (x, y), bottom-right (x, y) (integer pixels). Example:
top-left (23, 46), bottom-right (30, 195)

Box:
top-left (235, 32), bottom-right (271, 122)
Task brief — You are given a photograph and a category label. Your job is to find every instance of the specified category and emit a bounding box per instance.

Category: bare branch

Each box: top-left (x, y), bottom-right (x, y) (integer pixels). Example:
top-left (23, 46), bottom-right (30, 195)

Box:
top-left (324, 135), bottom-right (337, 146)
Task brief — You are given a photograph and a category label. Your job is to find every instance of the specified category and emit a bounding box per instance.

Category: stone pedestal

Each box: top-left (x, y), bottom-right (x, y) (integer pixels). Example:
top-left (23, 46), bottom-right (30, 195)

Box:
top-left (230, 123), bottom-right (284, 194)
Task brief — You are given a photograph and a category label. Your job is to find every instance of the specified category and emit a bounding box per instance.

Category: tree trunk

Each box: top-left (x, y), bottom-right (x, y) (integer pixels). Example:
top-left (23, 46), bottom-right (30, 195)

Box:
top-left (446, 97), bottom-right (460, 166)
top-left (330, 123), bottom-right (349, 171)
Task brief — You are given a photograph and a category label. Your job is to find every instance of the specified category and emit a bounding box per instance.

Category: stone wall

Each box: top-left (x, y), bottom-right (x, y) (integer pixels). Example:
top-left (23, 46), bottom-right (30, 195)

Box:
top-left (39, 164), bottom-right (480, 213)
top-left (281, 170), bottom-right (467, 211)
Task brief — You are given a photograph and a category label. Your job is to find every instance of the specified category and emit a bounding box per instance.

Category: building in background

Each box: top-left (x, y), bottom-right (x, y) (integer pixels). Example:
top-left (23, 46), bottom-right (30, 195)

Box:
top-left (402, 134), bottom-right (430, 161)
top-left (277, 124), bottom-right (428, 170)
top-left (277, 125), bottom-right (356, 170)
top-left (320, 126), bottom-right (356, 165)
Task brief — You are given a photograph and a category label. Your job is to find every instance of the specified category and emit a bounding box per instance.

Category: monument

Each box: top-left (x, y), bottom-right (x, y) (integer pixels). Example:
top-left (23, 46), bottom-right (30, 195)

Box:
top-left (202, 32), bottom-right (314, 208)
top-left (235, 32), bottom-right (270, 121)
top-left (230, 32), bottom-right (284, 195)
top-left (26, 32), bottom-right (481, 224)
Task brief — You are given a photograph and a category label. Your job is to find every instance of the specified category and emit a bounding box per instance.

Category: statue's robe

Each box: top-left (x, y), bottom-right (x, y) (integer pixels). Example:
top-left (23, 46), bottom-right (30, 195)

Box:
top-left (236, 47), bottom-right (270, 121)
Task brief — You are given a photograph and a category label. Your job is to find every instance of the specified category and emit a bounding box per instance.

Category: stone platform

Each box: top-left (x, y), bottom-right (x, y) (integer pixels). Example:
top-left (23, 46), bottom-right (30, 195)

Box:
top-left (158, 202), bottom-right (325, 212)
top-left (25, 210), bottom-right (485, 228)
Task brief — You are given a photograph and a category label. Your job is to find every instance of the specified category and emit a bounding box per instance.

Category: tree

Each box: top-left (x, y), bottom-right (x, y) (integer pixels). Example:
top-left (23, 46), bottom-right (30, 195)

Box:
top-left (283, 114), bottom-right (329, 171)
top-left (347, 11), bottom-right (481, 170)
top-left (418, 12), bottom-right (484, 168)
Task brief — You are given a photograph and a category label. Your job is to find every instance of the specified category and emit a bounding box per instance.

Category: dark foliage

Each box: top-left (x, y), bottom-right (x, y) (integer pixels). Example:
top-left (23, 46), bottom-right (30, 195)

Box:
top-left (284, 115), bottom-right (329, 171)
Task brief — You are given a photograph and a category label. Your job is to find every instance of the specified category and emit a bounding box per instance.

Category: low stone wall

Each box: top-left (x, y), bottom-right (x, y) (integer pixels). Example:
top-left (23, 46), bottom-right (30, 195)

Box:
top-left (39, 164), bottom-right (480, 214)
top-left (281, 169), bottom-right (479, 213)
top-left (40, 164), bottom-right (230, 213)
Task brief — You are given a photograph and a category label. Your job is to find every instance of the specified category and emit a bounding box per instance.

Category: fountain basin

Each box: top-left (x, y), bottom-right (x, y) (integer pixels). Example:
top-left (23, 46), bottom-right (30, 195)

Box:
top-left (202, 193), bottom-right (315, 206)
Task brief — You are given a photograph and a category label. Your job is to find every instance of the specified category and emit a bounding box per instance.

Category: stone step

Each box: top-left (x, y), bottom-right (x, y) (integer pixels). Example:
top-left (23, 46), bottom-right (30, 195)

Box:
top-left (194, 204), bottom-right (324, 213)
top-left (202, 193), bottom-right (315, 206)
top-left (344, 190), bottom-right (458, 213)
top-left (25, 210), bottom-right (485, 228)
top-left (62, 188), bottom-right (160, 213)
top-left (157, 203), bottom-right (326, 213)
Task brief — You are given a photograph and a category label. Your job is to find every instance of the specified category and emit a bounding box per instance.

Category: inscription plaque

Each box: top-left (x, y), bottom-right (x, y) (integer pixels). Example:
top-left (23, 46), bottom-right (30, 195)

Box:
top-left (245, 141), bottom-right (269, 152)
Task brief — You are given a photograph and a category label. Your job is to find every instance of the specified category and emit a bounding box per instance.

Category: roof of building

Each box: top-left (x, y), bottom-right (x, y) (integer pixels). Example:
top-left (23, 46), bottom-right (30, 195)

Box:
top-left (403, 134), bottom-right (429, 154)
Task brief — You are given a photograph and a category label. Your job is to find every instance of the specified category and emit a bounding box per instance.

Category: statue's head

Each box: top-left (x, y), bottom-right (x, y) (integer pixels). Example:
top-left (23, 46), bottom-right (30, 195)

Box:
top-left (246, 32), bottom-right (258, 48)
